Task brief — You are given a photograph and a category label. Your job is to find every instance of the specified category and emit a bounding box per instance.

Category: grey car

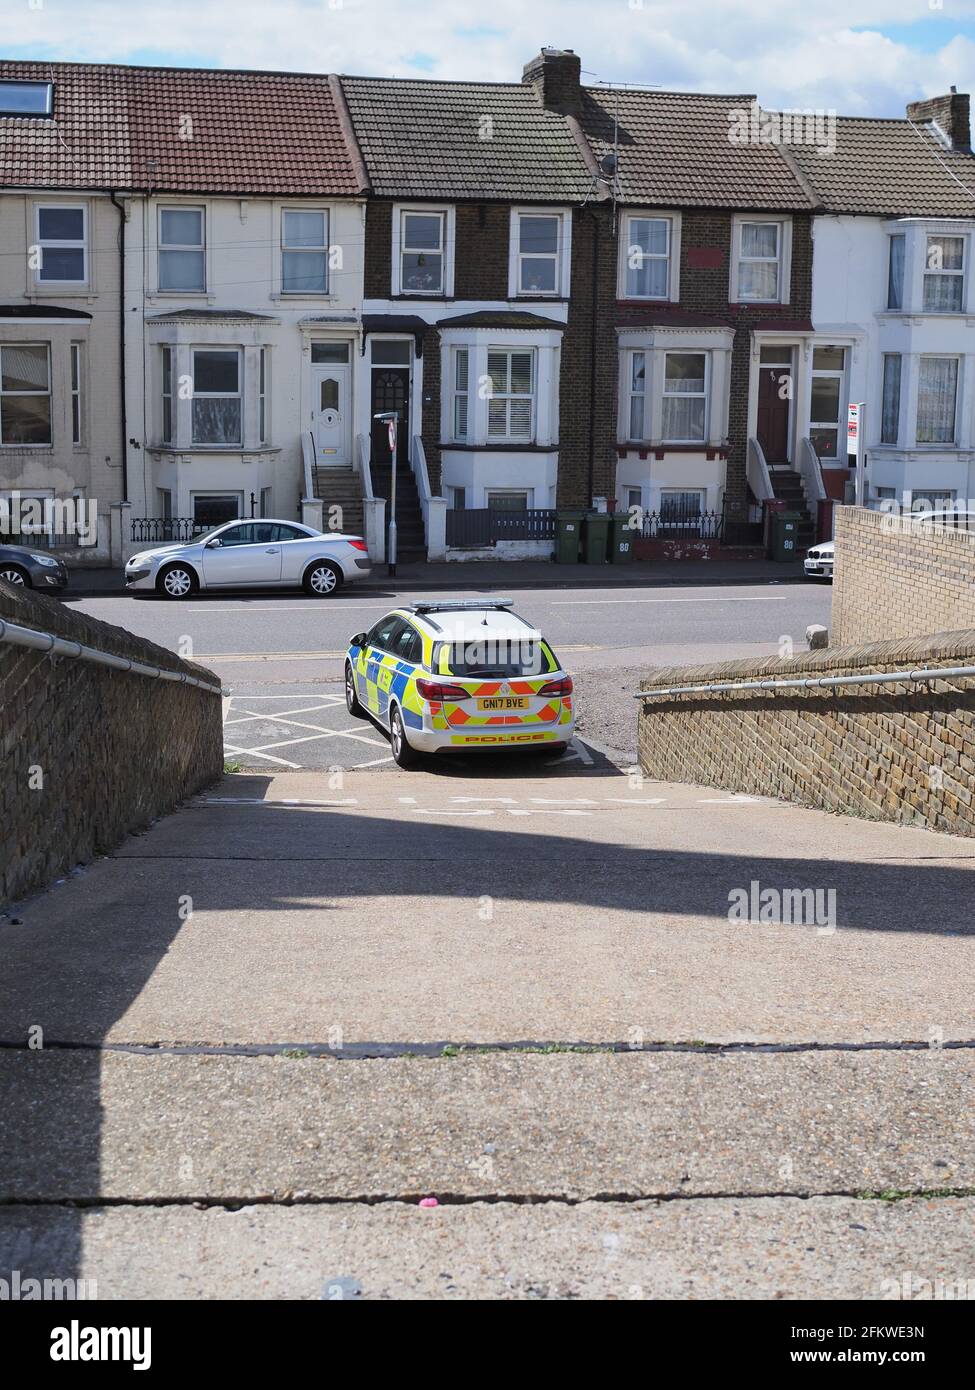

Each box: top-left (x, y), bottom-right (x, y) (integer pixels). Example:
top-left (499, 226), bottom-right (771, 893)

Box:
top-left (0, 542), bottom-right (69, 592)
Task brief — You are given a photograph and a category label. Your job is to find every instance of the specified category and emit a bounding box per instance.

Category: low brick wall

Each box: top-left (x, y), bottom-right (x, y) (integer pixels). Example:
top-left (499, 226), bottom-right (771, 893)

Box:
top-left (638, 629), bottom-right (975, 836)
top-left (1, 583), bottom-right (223, 905)
top-left (833, 506), bottom-right (975, 644)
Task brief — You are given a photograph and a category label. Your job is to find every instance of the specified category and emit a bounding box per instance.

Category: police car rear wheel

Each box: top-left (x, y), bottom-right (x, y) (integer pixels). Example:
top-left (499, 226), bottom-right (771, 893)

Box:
top-left (303, 561), bottom-right (341, 597)
top-left (345, 661), bottom-right (363, 716)
top-left (389, 705), bottom-right (419, 768)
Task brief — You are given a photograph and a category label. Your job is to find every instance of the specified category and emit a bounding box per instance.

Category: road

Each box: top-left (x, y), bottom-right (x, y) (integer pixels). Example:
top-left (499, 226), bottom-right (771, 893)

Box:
top-left (67, 581), bottom-right (831, 768)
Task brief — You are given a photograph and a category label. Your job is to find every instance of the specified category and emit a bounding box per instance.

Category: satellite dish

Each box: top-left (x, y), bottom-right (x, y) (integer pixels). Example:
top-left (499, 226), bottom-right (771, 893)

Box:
top-left (599, 152), bottom-right (618, 177)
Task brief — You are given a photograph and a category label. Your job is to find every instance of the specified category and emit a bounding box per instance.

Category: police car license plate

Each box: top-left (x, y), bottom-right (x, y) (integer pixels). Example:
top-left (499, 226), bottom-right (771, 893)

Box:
top-left (477, 696), bottom-right (530, 712)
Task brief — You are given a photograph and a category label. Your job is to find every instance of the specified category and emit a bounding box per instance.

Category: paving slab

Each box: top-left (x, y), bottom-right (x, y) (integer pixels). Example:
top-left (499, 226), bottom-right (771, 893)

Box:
top-left (1, 1196), bottom-right (971, 1300)
top-left (1, 1051), bottom-right (972, 1201)
top-left (2, 772), bottom-right (973, 1046)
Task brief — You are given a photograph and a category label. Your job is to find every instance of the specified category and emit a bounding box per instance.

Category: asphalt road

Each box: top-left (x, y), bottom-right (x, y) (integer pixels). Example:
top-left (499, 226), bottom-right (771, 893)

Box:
top-left (68, 581), bottom-right (831, 769)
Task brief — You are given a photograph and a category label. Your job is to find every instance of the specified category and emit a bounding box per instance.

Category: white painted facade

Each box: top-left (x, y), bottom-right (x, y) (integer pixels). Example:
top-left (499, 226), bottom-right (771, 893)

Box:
top-left (811, 213), bottom-right (975, 508)
top-left (0, 190), bottom-right (124, 561)
top-left (120, 193), bottom-right (367, 537)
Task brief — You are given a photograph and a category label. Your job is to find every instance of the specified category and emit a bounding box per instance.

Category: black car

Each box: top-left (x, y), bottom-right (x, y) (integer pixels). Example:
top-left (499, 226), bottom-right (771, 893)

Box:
top-left (0, 542), bottom-right (69, 592)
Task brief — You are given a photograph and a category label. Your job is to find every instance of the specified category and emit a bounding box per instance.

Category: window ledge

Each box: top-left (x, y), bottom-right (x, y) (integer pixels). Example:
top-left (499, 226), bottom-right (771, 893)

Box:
top-left (0, 444), bottom-right (54, 452)
top-left (440, 441), bottom-right (555, 453)
top-left (147, 443), bottom-right (281, 456)
top-left (28, 288), bottom-right (93, 299)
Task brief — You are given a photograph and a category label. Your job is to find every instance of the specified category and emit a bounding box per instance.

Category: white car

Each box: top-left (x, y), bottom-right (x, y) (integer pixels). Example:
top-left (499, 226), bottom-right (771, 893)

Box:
top-left (804, 540), bottom-right (834, 580)
top-left (124, 519), bottom-right (371, 599)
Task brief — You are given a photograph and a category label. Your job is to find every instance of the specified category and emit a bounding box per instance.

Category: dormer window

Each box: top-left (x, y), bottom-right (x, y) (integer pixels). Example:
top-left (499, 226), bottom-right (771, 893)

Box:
top-left (0, 80), bottom-right (53, 117)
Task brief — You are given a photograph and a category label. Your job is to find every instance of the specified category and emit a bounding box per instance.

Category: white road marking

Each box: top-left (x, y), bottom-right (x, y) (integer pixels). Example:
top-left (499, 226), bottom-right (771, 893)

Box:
top-left (600, 797), bottom-right (668, 805)
top-left (529, 797), bottom-right (600, 805)
top-left (203, 797), bottom-right (358, 807)
top-left (413, 808), bottom-right (495, 817)
top-left (550, 596), bottom-right (789, 605)
top-left (507, 808), bottom-right (593, 817)
top-left (450, 796), bottom-right (518, 804)
top-left (347, 754), bottom-right (395, 769)
top-left (697, 794), bottom-right (764, 804)
top-left (222, 743), bottom-right (301, 769)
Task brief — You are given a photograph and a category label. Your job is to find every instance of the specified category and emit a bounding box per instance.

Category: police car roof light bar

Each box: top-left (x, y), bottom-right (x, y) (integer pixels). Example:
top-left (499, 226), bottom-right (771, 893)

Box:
top-left (407, 598), bottom-right (515, 614)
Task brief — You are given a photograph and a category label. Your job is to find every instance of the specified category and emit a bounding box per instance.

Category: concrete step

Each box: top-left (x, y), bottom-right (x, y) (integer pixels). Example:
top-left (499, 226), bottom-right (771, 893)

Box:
top-left (2, 1049), bottom-right (972, 1202)
top-left (4, 1195), bottom-right (971, 1299)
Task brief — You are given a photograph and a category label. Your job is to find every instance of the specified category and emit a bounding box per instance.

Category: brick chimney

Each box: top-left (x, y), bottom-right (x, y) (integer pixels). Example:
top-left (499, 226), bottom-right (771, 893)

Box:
top-left (522, 48), bottom-right (582, 115)
top-left (906, 87), bottom-right (971, 151)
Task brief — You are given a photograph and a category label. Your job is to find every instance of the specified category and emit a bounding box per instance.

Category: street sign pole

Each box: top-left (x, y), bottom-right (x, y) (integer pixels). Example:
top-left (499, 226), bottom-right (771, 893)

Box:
top-left (848, 402), bottom-right (866, 507)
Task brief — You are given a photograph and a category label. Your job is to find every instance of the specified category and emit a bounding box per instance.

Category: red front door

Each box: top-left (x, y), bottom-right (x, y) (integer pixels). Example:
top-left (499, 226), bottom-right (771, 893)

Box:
top-left (757, 365), bottom-right (791, 463)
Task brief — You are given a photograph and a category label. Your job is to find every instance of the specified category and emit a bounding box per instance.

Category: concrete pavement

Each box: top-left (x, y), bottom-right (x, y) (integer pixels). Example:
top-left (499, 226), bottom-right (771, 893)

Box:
top-left (3, 765), bottom-right (973, 1298)
top-left (2, 1198), bottom-right (972, 1300)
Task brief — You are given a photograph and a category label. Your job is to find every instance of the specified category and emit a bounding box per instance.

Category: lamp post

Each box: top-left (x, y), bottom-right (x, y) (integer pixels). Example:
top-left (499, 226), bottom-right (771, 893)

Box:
top-left (374, 410), bottom-right (399, 576)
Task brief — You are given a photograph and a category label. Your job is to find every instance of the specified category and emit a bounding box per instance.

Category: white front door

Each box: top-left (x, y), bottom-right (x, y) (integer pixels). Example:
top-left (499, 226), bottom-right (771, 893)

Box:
top-left (312, 365), bottom-right (351, 466)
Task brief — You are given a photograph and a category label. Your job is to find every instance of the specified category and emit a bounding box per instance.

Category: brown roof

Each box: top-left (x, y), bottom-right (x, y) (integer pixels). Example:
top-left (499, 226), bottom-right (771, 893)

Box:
top-left (785, 116), bottom-right (975, 218)
top-left (0, 60), bottom-right (364, 195)
top-left (579, 87), bottom-right (813, 211)
top-left (340, 75), bottom-right (592, 202)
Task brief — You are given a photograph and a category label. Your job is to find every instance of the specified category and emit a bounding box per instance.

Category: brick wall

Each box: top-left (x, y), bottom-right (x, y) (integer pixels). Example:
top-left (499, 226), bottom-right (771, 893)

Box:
top-left (833, 506), bottom-right (975, 644)
top-left (637, 629), bottom-right (975, 836)
top-left (1, 583), bottom-right (223, 905)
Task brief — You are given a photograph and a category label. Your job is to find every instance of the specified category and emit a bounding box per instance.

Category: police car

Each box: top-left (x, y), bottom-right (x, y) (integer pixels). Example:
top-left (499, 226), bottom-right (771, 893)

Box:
top-left (345, 599), bottom-right (574, 767)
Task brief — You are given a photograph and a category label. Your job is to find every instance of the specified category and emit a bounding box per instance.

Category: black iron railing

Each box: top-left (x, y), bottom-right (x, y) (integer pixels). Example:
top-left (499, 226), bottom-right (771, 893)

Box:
top-left (446, 507), bottom-right (557, 547)
top-left (130, 518), bottom-right (208, 544)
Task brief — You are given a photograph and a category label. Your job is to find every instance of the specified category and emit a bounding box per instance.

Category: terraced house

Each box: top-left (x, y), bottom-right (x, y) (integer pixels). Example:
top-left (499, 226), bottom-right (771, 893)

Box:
top-left (0, 59), bottom-right (368, 564)
top-left (5, 49), bottom-right (972, 567)
top-left (783, 89), bottom-right (975, 518)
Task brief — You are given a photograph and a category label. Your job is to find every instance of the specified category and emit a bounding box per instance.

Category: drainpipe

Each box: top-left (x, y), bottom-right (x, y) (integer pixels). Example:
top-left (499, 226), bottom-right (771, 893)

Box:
top-left (586, 209), bottom-right (600, 507)
top-left (109, 192), bottom-right (128, 502)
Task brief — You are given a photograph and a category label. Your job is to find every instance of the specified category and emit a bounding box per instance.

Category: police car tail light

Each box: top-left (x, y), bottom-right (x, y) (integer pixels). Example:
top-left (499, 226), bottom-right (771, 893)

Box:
top-left (539, 676), bottom-right (573, 697)
top-left (416, 678), bottom-right (470, 702)
top-left (347, 538), bottom-right (368, 551)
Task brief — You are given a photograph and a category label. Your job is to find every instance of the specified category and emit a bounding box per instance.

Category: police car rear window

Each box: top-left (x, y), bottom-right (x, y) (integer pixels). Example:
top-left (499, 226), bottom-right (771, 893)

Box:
top-left (439, 639), bottom-right (554, 678)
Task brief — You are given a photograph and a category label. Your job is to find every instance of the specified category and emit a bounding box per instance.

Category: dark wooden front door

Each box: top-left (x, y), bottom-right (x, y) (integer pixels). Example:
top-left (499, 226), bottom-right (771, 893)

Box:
top-left (757, 365), bottom-right (791, 463)
top-left (370, 368), bottom-right (410, 466)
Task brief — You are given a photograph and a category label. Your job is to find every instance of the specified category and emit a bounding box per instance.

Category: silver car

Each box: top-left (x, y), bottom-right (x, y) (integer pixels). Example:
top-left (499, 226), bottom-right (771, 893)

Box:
top-left (124, 519), bottom-right (371, 599)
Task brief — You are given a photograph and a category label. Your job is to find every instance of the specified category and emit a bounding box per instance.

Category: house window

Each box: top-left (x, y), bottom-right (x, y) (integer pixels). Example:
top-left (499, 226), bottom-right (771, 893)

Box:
top-left (400, 210), bottom-right (445, 294)
top-left (158, 488), bottom-right (173, 520)
top-left (809, 346), bottom-right (846, 459)
top-left (486, 349), bottom-right (534, 440)
top-left (623, 217), bottom-right (671, 299)
top-left (487, 490), bottom-right (530, 509)
top-left (35, 205), bottom-right (87, 284)
top-left (371, 340), bottom-right (411, 365)
top-left (887, 234), bottom-right (905, 311)
top-left (161, 347), bottom-right (173, 444)
top-left (159, 207), bottom-right (205, 292)
top-left (627, 351), bottom-right (647, 439)
top-left (924, 235), bottom-right (965, 312)
top-left (282, 209), bottom-right (329, 294)
top-left (0, 344), bottom-right (51, 444)
top-left (260, 486), bottom-right (273, 518)
top-left (258, 349), bottom-right (268, 444)
top-left (0, 80), bottom-right (53, 116)
top-left (662, 352), bottom-right (706, 442)
top-left (451, 486), bottom-right (466, 510)
top-left (70, 344), bottom-right (82, 445)
top-left (193, 493), bottom-right (240, 528)
top-left (311, 342), bottom-right (350, 363)
top-left (881, 354), bottom-right (901, 445)
top-left (659, 489), bottom-right (705, 535)
top-left (916, 357), bottom-right (958, 444)
top-left (514, 213), bottom-right (560, 294)
top-left (737, 221), bottom-right (781, 302)
top-left (451, 347), bottom-right (469, 440)
top-left (191, 349), bottom-right (242, 445)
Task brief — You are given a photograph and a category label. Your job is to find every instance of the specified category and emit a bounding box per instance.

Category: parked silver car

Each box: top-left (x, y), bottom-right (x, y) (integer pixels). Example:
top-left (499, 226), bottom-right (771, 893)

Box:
top-left (124, 519), bottom-right (371, 599)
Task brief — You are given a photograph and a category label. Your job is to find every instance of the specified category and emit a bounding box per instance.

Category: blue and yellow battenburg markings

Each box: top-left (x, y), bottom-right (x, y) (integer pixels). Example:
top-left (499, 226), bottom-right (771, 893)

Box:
top-left (348, 615), bottom-right (570, 741)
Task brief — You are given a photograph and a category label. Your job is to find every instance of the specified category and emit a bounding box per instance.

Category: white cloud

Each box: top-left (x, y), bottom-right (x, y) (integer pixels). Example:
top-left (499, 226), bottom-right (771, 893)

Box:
top-left (3, 0), bottom-right (975, 116)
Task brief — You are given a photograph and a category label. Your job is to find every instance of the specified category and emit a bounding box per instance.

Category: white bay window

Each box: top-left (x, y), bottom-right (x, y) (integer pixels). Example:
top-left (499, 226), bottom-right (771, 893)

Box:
top-left (662, 352), bottom-right (707, 442)
top-left (923, 234), bottom-right (965, 312)
top-left (916, 357), bottom-right (958, 444)
top-left (487, 349), bottom-right (534, 441)
top-left (192, 349), bottom-right (241, 445)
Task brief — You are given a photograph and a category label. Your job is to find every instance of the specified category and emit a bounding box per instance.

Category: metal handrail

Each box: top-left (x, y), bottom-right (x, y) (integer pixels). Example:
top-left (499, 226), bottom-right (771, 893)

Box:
top-left (635, 663), bottom-right (975, 700)
top-left (0, 616), bottom-right (222, 696)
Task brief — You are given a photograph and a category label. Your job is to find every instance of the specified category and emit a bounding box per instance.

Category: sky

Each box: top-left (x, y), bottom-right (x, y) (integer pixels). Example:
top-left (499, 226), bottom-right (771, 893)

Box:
top-left (2, 0), bottom-right (975, 118)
